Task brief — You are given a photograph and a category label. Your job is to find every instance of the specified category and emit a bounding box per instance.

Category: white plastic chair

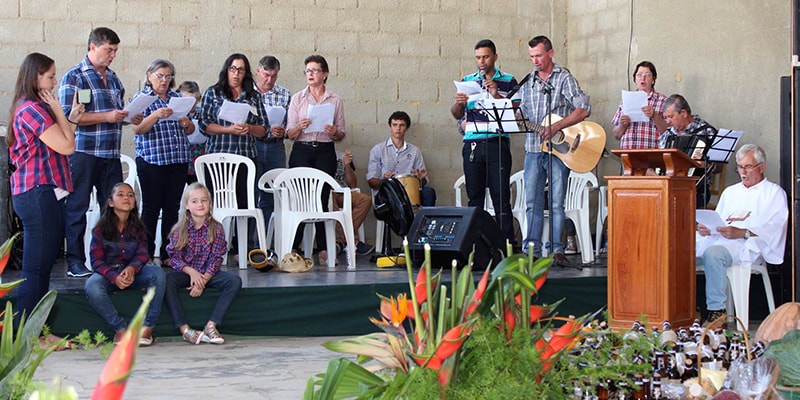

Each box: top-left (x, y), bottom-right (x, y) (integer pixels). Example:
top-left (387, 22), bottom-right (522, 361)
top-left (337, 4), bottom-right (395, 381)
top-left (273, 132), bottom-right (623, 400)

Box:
top-left (272, 167), bottom-right (356, 270)
top-left (453, 175), bottom-right (493, 212)
top-left (542, 171), bottom-right (598, 264)
top-left (509, 170), bottom-right (527, 239)
top-left (594, 186), bottom-right (608, 257)
top-left (195, 153), bottom-right (267, 269)
top-left (257, 168), bottom-right (289, 253)
top-left (726, 261), bottom-right (776, 330)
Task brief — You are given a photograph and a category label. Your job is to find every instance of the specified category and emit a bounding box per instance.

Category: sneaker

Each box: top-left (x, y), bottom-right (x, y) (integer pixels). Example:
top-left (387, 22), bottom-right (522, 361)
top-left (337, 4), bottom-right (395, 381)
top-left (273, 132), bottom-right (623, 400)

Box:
top-left (139, 336), bottom-right (154, 347)
top-left (355, 241), bottom-right (375, 255)
top-left (182, 328), bottom-right (202, 345)
top-left (703, 309), bottom-right (728, 329)
top-left (201, 325), bottom-right (225, 344)
top-left (564, 236), bottom-right (578, 255)
top-left (67, 263), bottom-right (92, 278)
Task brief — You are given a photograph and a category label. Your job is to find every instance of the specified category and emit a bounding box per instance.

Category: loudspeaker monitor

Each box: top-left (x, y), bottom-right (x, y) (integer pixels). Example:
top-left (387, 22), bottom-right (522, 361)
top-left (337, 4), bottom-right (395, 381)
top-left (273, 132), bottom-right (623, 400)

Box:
top-left (407, 207), bottom-right (506, 269)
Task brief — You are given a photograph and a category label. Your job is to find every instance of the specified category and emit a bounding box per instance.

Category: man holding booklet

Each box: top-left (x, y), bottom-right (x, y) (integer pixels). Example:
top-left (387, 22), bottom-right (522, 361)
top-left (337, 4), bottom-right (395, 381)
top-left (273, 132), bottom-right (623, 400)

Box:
top-left (695, 144), bottom-right (788, 325)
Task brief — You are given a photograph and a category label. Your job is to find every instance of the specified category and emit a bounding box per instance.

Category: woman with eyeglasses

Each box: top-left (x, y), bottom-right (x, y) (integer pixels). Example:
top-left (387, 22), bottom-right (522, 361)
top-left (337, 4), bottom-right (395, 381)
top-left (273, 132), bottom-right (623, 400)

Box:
top-left (286, 54), bottom-right (346, 266)
top-left (611, 60), bottom-right (668, 149)
top-left (131, 58), bottom-right (194, 265)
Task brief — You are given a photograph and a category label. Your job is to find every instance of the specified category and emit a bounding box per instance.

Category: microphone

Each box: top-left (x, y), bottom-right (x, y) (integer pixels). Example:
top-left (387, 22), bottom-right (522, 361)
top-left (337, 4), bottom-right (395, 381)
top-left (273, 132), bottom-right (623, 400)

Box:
top-left (479, 69), bottom-right (487, 90)
top-left (533, 66), bottom-right (554, 94)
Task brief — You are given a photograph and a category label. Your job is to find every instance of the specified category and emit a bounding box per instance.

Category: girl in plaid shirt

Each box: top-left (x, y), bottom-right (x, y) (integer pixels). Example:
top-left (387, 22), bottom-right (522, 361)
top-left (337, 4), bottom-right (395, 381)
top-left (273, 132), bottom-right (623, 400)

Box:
top-left (165, 183), bottom-right (242, 344)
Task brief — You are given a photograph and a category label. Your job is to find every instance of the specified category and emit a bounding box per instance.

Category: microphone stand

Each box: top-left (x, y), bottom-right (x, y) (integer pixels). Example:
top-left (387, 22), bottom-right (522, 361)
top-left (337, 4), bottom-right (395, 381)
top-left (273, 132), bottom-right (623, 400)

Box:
top-left (534, 73), bottom-right (580, 270)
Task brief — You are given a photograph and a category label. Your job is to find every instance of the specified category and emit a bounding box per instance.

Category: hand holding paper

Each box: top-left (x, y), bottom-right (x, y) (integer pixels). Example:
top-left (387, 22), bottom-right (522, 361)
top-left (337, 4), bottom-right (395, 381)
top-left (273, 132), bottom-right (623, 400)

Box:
top-left (621, 90), bottom-right (648, 122)
top-left (218, 100), bottom-right (251, 124)
top-left (164, 97), bottom-right (197, 121)
top-left (306, 103), bottom-right (334, 132)
top-left (124, 95), bottom-right (156, 122)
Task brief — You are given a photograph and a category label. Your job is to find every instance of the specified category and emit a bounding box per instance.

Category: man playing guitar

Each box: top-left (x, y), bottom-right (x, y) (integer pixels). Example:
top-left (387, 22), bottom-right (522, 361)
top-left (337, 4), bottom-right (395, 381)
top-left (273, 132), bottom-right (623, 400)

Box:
top-left (518, 35), bottom-right (592, 266)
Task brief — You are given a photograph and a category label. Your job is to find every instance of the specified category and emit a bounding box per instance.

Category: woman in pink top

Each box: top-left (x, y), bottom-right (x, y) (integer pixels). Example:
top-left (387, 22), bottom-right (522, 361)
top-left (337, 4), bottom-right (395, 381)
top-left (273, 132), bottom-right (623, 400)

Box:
top-left (286, 55), bottom-right (346, 265)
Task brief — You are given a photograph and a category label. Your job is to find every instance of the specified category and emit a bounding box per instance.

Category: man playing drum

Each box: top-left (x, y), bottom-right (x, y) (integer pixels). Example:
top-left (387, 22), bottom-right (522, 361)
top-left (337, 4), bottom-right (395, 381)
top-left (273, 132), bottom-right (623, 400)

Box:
top-left (367, 111), bottom-right (436, 207)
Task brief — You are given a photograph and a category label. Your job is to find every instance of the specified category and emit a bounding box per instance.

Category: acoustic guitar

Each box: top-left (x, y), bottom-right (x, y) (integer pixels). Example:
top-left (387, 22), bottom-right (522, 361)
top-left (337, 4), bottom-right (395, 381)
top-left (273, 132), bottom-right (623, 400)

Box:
top-left (524, 114), bottom-right (607, 173)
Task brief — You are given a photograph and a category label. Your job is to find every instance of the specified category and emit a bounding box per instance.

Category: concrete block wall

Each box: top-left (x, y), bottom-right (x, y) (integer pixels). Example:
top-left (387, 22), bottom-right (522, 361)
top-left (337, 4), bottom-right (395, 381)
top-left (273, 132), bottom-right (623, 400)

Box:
top-left (0, 0), bottom-right (791, 244)
top-left (566, 0), bottom-right (789, 187)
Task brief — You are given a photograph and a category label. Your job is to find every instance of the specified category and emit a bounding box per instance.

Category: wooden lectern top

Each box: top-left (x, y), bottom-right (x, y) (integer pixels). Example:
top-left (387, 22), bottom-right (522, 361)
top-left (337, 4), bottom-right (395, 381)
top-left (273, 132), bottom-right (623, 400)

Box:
top-left (611, 148), bottom-right (703, 177)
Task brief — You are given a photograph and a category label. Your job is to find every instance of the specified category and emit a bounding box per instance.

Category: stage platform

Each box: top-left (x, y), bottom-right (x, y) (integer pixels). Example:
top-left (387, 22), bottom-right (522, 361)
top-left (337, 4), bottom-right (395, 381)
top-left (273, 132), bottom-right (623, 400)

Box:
top-left (2, 251), bottom-right (772, 338)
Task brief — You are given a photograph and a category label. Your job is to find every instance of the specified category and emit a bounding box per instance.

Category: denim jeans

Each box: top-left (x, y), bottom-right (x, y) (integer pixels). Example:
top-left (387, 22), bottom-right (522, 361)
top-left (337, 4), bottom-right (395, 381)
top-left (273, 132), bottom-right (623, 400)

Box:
top-left (461, 138), bottom-right (515, 244)
top-left (85, 264), bottom-right (166, 332)
top-left (251, 140), bottom-right (286, 249)
top-left (65, 152), bottom-right (122, 265)
top-left (524, 152), bottom-right (570, 256)
top-left (136, 158), bottom-right (188, 258)
top-left (163, 269), bottom-right (242, 328)
top-left (12, 185), bottom-right (65, 319)
top-left (698, 245), bottom-right (733, 310)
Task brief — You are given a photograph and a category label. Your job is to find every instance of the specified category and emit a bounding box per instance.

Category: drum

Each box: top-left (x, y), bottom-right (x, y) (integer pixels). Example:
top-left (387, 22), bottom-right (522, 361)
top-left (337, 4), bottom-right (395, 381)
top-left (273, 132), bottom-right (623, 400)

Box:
top-left (394, 173), bottom-right (421, 208)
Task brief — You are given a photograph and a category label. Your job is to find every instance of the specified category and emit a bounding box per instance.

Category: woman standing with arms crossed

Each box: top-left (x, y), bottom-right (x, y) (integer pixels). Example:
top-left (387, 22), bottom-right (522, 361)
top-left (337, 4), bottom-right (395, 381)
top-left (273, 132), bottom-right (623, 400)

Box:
top-left (8, 53), bottom-right (84, 323)
top-left (286, 55), bottom-right (346, 266)
top-left (131, 59), bottom-right (194, 265)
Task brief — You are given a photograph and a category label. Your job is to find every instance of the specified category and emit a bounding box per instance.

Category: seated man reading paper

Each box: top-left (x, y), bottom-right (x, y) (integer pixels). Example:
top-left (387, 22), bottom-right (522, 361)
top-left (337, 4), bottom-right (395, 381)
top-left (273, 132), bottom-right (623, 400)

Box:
top-left (695, 144), bottom-right (788, 325)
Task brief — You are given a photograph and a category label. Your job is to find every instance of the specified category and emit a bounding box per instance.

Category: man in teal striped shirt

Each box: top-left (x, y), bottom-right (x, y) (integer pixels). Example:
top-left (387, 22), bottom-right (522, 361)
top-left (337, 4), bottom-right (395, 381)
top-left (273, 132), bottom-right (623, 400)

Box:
top-left (451, 39), bottom-right (519, 246)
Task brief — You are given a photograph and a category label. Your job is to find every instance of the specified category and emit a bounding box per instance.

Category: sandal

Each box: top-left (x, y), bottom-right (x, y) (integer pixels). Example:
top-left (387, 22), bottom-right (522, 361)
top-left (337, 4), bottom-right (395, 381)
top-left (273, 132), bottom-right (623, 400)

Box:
top-left (317, 250), bottom-right (339, 266)
top-left (182, 328), bottom-right (202, 345)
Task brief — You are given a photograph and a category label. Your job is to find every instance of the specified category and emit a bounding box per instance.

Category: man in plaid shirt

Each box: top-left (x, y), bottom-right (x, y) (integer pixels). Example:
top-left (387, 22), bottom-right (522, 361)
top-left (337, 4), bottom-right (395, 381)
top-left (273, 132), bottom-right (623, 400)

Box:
top-left (59, 27), bottom-right (143, 278)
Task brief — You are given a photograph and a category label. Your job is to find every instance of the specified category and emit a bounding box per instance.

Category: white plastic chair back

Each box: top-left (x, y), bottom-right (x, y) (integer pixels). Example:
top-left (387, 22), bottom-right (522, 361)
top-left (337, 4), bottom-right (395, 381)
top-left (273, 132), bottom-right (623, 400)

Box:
top-left (453, 174), bottom-right (493, 214)
top-left (195, 153), bottom-right (267, 269)
top-left (257, 168), bottom-right (289, 252)
top-left (509, 170), bottom-right (526, 239)
top-left (272, 167), bottom-right (356, 270)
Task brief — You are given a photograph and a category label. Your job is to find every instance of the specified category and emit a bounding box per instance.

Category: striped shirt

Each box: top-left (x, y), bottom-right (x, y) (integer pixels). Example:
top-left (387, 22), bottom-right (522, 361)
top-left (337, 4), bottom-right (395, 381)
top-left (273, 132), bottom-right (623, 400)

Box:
top-left (518, 63), bottom-right (591, 153)
top-left (132, 86), bottom-right (191, 165)
top-left (58, 56), bottom-right (125, 158)
top-left (9, 99), bottom-right (72, 195)
top-left (461, 67), bottom-right (519, 141)
top-left (199, 86), bottom-right (265, 158)
top-left (90, 226), bottom-right (150, 282)
top-left (611, 90), bottom-right (667, 149)
top-left (166, 218), bottom-right (227, 276)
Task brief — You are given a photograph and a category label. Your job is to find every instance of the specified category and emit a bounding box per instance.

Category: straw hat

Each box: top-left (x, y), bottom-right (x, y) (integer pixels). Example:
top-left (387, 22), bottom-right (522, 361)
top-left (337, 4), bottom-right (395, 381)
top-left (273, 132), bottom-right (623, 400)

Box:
top-left (279, 252), bottom-right (314, 273)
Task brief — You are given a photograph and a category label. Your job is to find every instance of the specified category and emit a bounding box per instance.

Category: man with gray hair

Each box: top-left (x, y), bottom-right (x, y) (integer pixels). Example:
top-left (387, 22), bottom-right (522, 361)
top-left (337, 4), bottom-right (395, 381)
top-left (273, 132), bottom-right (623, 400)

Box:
top-left (695, 144), bottom-right (788, 325)
top-left (252, 55), bottom-right (291, 251)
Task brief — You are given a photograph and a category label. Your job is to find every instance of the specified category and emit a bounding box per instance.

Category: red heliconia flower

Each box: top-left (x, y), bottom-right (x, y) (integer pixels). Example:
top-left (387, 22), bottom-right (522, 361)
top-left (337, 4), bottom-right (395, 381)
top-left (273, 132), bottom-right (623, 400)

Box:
top-left (534, 272), bottom-right (548, 291)
top-left (432, 324), bottom-right (472, 363)
top-left (529, 305), bottom-right (548, 323)
top-left (465, 268), bottom-right (491, 315)
top-left (90, 328), bottom-right (139, 400)
top-left (437, 361), bottom-right (454, 386)
top-left (503, 308), bottom-right (516, 340)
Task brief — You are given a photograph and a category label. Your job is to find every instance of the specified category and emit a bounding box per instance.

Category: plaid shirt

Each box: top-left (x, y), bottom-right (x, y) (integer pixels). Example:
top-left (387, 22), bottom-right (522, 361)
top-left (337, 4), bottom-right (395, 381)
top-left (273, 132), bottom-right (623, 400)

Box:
top-left (132, 87), bottom-right (191, 165)
top-left (256, 82), bottom-right (292, 138)
top-left (58, 56), bottom-right (125, 158)
top-left (90, 226), bottom-right (150, 283)
top-left (166, 218), bottom-right (227, 276)
top-left (657, 114), bottom-right (715, 149)
top-left (518, 63), bottom-right (591, 153)
top-left (611, 90), bottom-right (667, 149)
top-left (198, 86), bottom-right (265, 158)
top-left (9, 99), bottom-right (73, 194)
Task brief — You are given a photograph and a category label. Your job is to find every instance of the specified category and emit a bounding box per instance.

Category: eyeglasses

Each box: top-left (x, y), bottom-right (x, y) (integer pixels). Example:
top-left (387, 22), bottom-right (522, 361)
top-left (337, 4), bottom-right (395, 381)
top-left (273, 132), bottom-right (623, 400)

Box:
top-left (304, 68), bottom-right (323, 75)
top-left (635, 73), bottom-right (653, 78)
top-left (228, 66), bottom-right (247, 75)
top-left (152, 73), bottom-right (174, 81)
top-left (736, 162), bottom-right (762, 171)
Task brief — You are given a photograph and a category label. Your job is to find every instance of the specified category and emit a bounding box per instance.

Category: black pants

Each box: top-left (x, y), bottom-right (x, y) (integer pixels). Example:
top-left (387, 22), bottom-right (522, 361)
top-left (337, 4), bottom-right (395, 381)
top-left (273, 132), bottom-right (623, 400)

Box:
top-left (461, 137), bottom-right (515, 245)
top-left (136, 158), bottom-right (188, 259)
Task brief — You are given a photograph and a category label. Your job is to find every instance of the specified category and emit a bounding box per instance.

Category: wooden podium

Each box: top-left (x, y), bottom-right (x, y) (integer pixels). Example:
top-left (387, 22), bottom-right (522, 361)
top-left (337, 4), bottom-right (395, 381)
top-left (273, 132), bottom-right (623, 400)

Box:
top-left (606, 149), bottom-right (701, 329)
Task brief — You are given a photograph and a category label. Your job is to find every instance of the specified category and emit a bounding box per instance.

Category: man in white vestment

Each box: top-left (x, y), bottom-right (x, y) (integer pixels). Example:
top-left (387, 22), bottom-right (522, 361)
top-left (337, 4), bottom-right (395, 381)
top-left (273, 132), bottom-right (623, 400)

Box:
top-left (696, 144), bottom-right (788, 324)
